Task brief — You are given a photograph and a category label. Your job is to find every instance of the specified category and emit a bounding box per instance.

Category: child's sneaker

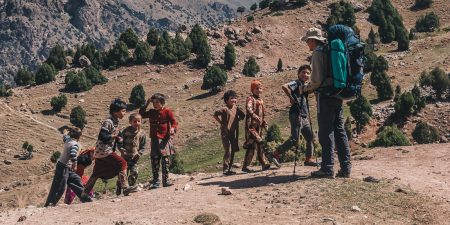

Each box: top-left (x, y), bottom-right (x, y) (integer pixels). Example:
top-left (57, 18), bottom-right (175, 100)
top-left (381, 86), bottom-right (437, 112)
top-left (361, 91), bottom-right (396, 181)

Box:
top-left (149, 180), bottom-right (160, 189)
top-left (115, 184), bottom-right (122, 196)
top-left (123, 185), bottom-right (138, 196)
top-left (241, 167), bottom-right (254, 173)
top-left (162, 181), bottom-right (173, 187)
top-left (80, 195), bottom-right (93, 203)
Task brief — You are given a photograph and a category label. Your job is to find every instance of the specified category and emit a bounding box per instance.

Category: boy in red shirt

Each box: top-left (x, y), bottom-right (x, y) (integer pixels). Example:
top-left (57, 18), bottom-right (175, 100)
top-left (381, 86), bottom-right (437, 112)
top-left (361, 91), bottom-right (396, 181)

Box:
top-left (139, 93), bottom-right (177, 189)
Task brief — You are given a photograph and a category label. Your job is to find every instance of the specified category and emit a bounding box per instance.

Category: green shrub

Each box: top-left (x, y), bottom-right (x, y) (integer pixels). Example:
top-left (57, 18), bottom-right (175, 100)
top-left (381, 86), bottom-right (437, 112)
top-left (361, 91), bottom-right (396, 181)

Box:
top-left (237, 6), bottom-right (246, 13)
top-left (366, 28), bottom-right (378, 50)
top-left (396, 27), bottom-right (410, 51)
top-left (371, 71), bottom-right (393, 100)
top-left (259, 0), bottom-right (271, 9)
top-left (269, 0), bottom-right (284, 11)
top-left (372, 55), bottom-right (389, 73)
top-left (70, 106), bottom-right (87, 129)
top-left (153, 31), bottom-right (177, 64)
top-left (50, 151), bottom-right (61, 163)
top-left (189, 24), bottom-right (208, 54)
top-left (364, 51), bottom-right (377, 72)
top-left (194, 38), bottom-right (211, 68)
top-left (129, 84), bottom-right (146, 108)
top-left (350, 95), bottom-right (373, 133)
top-left (420, 67), bottom-right (449, 99)
top-left (104, 41), bottom-right (130, 68)
top-left (169, 154), bottom-right (185, 174)
top-left (414, 0), bottom-right (433, 9)
top-left (201, 66), bottom-right (227, 91)
top-left (411, 84), bottom-right (425, 112)
top-left (266, 124), bottom-right (282, 142)
top-left (46, 44), bottom-right (66, 70)
top-left (412, 122), bottom-right (440, 144)
top-left (415, 12), bottom-right (440, 32)
top-left (0, 81), bottom-right (13, 97)
top-left (50, 95), bottom-right (68, 112)
top-left (74, 43), bottom-right (103, 69)
top-left (134, 41), bottom-right (153, 64)
top-left (83, 66), bottom-right (107, 85)
top-left (119, 28), bottom-right (139, 49)
top-left (394, 85), bottom-right (401, 102)
top-left (22, 141), bottom-right (34, 153)
top-left (250, 3), bottom-right (258, 11)
top-left (369, 126), bottom-right (410, 147)
top-left (15, 68), bottom-right (34, 86)
top-left (409, 28), bottom-right (417, 40)
top-left (247, 16), bottom-right (255, 22)
top-left (146, 27), bottom-right (159, 46)
top-left (242, 57), bottom-right (260, 77)
top-left (394, 91), bottom-right (415, 118)
top-left (277, 58), bottom-right (283, 72)
top-left (35, 63), bottom-right (57, 85)
top-left (326, 0), bottom-right (356, 29)
top-left (224, 43), bottom-right (236, 70)
top-left (174, 32), bottom-right (190, 61)
top-left (295, 0), bottom-right (308, 7)
top-left (65, 71), bottom-right (92, 92)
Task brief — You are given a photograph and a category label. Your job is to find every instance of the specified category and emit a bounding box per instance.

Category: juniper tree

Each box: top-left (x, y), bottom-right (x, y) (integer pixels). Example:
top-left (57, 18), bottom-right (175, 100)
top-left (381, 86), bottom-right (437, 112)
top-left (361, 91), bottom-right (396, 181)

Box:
top-left (146, 27), bottom-right (159, 46)
top-left (224, 43), bottom-right (236, 70)
top-left (70, 106), bottom-right (87, 129)
top-left (277, 58), bottom-right (283, 72)
top-left (194, 38), bottom-right (211, 68)
top-left (15, 68), bottom-right (34, 86)
top-left (46, 44), bottom-right (67, 70)
top-left (350, 95), bottom-right (373, 133)
top-left (129, 84), bottom-right (146, 108)
top-left (134, 41), bottom-right (153, 64)
top-left (50, 95), bottom-right (68, 112)
top-left (35, 63), bottom-right (57, 85)
top-left (119, 28), bottom-right (139, 49)
top-left (242, 57), bottom-right (260, 77)
top-left (201, 66), bottom-right (227, 92)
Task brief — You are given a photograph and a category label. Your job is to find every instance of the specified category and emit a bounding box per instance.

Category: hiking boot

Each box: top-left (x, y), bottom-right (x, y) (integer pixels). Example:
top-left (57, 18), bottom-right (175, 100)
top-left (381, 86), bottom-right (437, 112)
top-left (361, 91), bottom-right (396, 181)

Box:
top-left (303, 161), bottom-right (319, 167)
top-left (241, 167), bottom-right (254, 173)
top-left (163, 181), bottom-right (173, 187)
top-left (262, 164), bottom-right (271, 171)
top-left (223, 170), bottom-right (236, 176)
top-left (123, 185), bottom-right (138, 196)
top-left (149, 180), bottom-right (160, 189)
top-left (311, 170), bottom-right (334, 179)
top-left (336, 170), bottom-right (351, 178)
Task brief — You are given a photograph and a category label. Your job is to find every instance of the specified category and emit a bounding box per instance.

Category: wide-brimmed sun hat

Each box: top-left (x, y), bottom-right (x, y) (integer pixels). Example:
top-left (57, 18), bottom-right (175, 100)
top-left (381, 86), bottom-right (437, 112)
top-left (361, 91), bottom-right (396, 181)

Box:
top-left (301, 28), bottom-right (326, 42)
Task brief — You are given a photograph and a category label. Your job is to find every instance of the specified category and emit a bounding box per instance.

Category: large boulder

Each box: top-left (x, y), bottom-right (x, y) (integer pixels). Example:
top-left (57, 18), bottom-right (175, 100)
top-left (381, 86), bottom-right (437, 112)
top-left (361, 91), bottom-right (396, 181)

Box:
top-left (78, 55), bottom-right (91, 68)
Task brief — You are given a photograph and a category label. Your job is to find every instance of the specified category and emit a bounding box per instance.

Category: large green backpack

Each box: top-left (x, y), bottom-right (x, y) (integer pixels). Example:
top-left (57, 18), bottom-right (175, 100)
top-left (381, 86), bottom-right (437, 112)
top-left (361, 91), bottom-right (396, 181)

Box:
top-left (324, 25), bottom-right (366, 99)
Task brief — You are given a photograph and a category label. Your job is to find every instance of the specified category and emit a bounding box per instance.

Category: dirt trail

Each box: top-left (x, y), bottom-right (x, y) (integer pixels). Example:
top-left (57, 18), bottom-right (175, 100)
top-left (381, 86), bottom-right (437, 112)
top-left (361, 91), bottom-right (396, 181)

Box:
top-left (1, 144), bottom-right (449, 225)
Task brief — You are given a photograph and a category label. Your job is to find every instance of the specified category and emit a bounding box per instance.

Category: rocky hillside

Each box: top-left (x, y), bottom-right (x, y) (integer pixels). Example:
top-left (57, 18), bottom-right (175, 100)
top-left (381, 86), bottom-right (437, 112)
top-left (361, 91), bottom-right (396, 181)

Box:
top-left (0, 0), bottom-right (253, 83)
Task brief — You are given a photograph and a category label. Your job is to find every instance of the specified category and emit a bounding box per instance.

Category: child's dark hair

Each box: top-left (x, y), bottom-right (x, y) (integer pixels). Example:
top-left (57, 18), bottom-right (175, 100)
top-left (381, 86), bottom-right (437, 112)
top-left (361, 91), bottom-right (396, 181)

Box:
top-left (69, 127), bottom-right (82, 140)
top-left (298, 64), bottom-right (312, 73)
top-left (223, 90), bottom-right (237, 103)
top-left (110, 98), bottom-right (127, 114)
top-left (150, 93), bottom-right (166, 105)
top-left (129, 112), bottom-right (142, 122)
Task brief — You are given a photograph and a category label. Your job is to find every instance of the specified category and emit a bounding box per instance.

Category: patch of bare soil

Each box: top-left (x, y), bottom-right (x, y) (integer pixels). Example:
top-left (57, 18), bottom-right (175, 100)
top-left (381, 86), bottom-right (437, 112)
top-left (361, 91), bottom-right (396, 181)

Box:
top-left (1, 143), bottom-right (449, 225)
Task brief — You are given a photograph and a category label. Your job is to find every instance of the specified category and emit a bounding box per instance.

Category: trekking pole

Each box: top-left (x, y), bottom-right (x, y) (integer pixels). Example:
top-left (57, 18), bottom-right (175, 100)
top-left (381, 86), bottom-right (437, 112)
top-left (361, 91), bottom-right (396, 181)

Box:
top-left (305, 96), bottom-right (319, 168)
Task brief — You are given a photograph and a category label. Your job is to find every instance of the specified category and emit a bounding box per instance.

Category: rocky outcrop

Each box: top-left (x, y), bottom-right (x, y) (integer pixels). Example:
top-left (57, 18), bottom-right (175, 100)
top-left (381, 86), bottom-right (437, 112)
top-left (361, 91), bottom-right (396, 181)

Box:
top-left (0, 0), bottom-right (253, 84)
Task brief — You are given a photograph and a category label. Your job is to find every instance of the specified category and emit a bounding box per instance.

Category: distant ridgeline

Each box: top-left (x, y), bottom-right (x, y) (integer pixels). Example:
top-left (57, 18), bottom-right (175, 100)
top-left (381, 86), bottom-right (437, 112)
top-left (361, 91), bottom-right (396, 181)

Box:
top-left (0, 0), bottom-right (254, 84)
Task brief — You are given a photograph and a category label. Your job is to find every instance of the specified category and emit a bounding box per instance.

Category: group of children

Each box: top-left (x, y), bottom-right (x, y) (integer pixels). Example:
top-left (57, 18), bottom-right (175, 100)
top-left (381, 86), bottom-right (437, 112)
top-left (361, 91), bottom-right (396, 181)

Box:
top-left (45, 93), bottom-right (178, 206)
top-left (45, 64), bottom-right (316, 206)
top-left (213, 64), bottom-right (317, 175)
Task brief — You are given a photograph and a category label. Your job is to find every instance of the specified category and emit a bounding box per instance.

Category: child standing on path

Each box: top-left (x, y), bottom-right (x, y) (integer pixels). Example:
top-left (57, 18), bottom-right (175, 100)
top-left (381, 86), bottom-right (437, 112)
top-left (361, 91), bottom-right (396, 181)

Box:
top-left (82, 99), bottom-right (137, 198)
top-left (116, 113), bottom-right (147, 195)
top-left (45, 127), bottom-right (92, 207)
top-left (213, 90), bottom-right (245, 175)
top-left (139, 93), bottom-right (178, 189)
top-left (242, 80), bottom-right (271, 172)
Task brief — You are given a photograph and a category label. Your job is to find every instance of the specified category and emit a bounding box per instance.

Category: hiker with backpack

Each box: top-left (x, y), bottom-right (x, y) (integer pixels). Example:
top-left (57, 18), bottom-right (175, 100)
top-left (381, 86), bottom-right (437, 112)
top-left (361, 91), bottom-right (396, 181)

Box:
top-left (271, 65), bottom-right (317, 167)
top-left (299, 26), bottom-right (365, 178)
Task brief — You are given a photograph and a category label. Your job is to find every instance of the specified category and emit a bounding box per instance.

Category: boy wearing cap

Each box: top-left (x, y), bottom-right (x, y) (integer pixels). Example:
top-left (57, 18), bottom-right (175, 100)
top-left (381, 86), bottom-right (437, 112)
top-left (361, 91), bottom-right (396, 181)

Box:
top-left (82, 99), bottom-right (138, 198)
top-left (299, 28), bottom-right (352, 178)
top-left (242, 80), bottom-right (271, 172)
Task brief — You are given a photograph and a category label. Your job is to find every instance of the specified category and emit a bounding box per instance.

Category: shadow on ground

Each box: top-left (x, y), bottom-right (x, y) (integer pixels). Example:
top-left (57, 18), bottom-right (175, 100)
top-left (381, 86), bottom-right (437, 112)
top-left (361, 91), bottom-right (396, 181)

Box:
top-left (198, 174), bottom-right (311, 189)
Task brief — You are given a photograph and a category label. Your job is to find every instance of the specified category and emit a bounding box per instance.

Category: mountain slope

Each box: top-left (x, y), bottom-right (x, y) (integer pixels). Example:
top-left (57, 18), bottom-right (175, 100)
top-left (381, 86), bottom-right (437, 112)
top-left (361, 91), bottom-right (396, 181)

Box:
top-left (0, 0), bottom-right (254, 83)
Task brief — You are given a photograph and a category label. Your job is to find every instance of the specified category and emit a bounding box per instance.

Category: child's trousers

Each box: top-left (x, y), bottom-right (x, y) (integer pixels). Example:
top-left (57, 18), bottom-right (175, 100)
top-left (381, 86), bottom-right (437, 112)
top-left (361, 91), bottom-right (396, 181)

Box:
top-left (45, 162), bottom-right (84, 207)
